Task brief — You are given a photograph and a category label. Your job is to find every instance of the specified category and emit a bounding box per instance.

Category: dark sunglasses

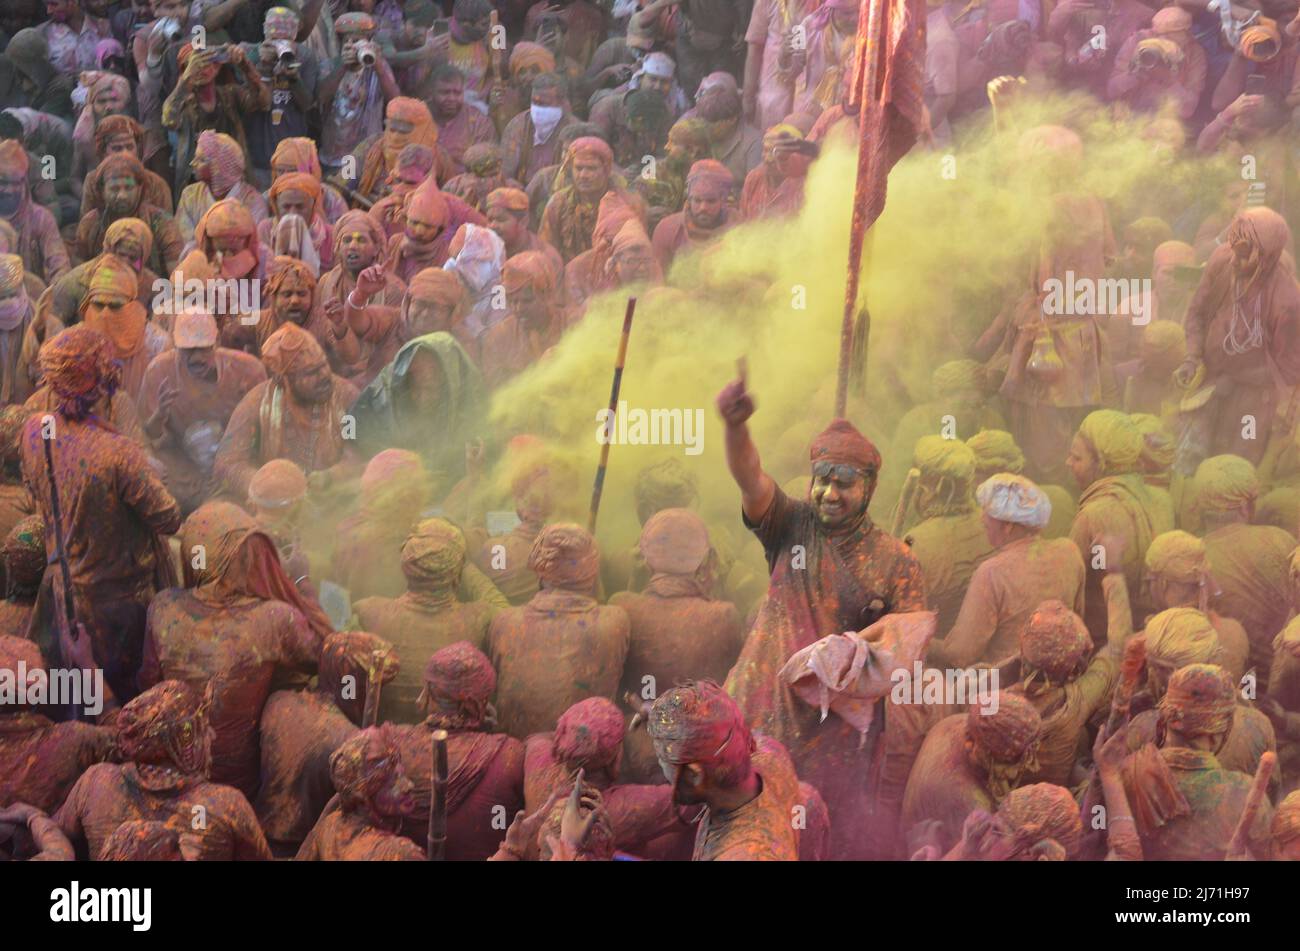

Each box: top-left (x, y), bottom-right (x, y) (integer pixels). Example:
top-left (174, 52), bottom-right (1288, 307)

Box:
top-left (812, 461), bottom-right (872, 485)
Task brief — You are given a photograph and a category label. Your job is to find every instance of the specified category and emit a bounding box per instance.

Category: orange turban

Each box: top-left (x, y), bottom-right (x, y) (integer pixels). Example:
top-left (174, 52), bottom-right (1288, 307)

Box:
top-left (40, 325), bottom-right (123, 415)
top-left (80, 255), bottom-right (146, 357)
top-left (609, 219), bottom-right (652, 260)
top-left (810, 418), bottom-right (881, 474)
top-left (406, 185), bottom-right (450, 229)
top-left (509, 41), bottom-right (556, 78)
top-left (271, 137), bottom-right (323, 179)
top-left (639, 508), bottom-right (710, 575)
top-left (501, 250), bottom-right (558, 294)
top-left (248, 458), bottom-right (308, 508)
top-left (332, 209), bottom-right (387, 259)
top-left (196, 197), bottom-right (256, 241)
top-left (685, 159), bottom-right (734, 199)
top-left (408, 267), bottom-right (466, 308)
top-left (486, 187), bottom-right (529, 214)
top-left (528, 522), bottom-right (600, 592)
top-left (103, 216), bottom-right (153, 267)
top-left (269, 171), bottom-right (322, 221)
top-left (552, 697), bottom-right (625, 770)
top-left (261, 322), bottom-right (327, 378)
top-left (567, 136), bottom-right (614, 169)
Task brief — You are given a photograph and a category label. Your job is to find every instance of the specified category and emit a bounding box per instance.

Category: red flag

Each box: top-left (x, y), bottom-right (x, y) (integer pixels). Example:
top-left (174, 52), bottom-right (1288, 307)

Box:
top-left (835, 0), bottom-right (927, 415)
top-left (848, 0), bottom-right (928, 229)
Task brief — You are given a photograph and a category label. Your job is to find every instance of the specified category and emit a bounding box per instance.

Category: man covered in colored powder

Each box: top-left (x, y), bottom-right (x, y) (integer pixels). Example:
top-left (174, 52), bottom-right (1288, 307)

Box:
top-left (21, 326), bottom-right (181, 707)
top-left (715, 365), bottom-right (926, 858)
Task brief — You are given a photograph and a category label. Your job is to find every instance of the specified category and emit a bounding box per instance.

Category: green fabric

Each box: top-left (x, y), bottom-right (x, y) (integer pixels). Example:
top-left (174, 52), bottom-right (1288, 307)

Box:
top-left (350, 331), bottom-right (487, 481)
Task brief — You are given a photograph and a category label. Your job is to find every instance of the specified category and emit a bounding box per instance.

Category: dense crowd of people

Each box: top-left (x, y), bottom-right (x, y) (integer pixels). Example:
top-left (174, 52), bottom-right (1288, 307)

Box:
top-left (0, 0), bottom-right (1299, 863)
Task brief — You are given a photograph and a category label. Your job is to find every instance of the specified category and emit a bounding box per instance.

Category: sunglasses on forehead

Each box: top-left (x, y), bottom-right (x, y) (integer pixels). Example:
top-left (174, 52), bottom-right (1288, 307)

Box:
top-left (811, 461), bottom-right (873, 484)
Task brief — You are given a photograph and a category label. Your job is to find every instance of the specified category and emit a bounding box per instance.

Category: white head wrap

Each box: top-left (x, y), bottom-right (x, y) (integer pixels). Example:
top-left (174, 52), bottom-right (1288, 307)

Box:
top-left (637, 51), bottom-right (676, 82)
top-left (976, 473), bottom-right (1051, 529)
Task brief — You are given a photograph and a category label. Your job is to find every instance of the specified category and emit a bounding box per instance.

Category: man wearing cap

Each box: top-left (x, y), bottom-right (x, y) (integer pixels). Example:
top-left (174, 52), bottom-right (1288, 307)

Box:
top-left (214, 322), bottom-right (361, 500)
top-left (698, 85), bottom-right (764, 191)
top-left (1192, 454), bottom-right (1293, 685)
top-left (1109, 663), bottom-right (1273, 859)
top-left (0, 254), bottom-right (37, 406)
top-left (254, 630), bottom-right (391, 855)
top-left (0, 140), bottom-right (69, 285)
top-left (21, 326), bottom-right (181, 708)
top-left (1067, 409), bottom-right (1169, 641)
top-left (295, 724), bottom-right (424, 860)
top-left (1144, 530), bottom-right (1249, 682)
top-left (902, 691), bottom-right (1043, 856)
top-left (138, 308), bottom-right (266, 514)
top-left (715, 368), bottom-right (925, 858)
top-left (899, 436), bottom-right (995, 634)
top-left (1010, 597), bottom-right (1125, 787)
top-left (246, 458), bottom-right (311, 578)
top-left (319, 12), bottom-right (401, 173)
top-left (580, 8), bottom-right (660, 105)
top-left (485, 187), bottom-right (564, 275)
top-left (929, 473), bottom-right (1085, 669)
top-left (589, 53), bottom-right (679, 164)
top-left (391, 641), bottom-right (526, 860)
top-left (1119, 607), bottom-right (1276, 780)
top-left (56, 680), bottom-right (274, 860)
top-left (647, 680), bottom-right (800, 860)
top-left (489, 522), bottom-right (629, 739)
top-left (353, 518), bottom-right (499, 723)
top-left (651, 159), bottom-right (736, 273)
top-left (1106, 6), bottom-right (1206, 119)
top-left (966, 429), bottom-right (1075, 540)
top-left (611, 509), bottom-right (745, 783)
top-left (0, 634), bottom-right (114, 814)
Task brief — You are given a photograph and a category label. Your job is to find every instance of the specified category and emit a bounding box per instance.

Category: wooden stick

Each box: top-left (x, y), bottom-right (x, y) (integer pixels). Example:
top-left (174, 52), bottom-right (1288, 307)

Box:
top-left (890, 468), bottom-right (919, 537)
top-left (1226, 751), bottom-right (1275, 858)
top-left (587, 297), bottom-right (637, 534)
top-left (427, 729), bottom-right (449, 861)
top-left (360, 649), bottom-right (387, 728)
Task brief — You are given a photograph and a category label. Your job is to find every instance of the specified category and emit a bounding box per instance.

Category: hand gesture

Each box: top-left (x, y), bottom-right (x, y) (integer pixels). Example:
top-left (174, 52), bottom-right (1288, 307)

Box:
top-left (149, 379), bottom-right (179, 430)
top-left (354, 264), bottom-right (386, 301)
top-left (1093, 721), bottom-right (1132, 773)
top-left (715, 358), bottom-right (755, 426)
top-left (323, 298), bottom-right (346, 326)
top-left (557, 769), bottom-right (599, 851)
top-left (503, 788), bottom-right (560, 858)
top-left (624, 690), bottom-right (653, 731)
top-left (1173, 356), bottom-right (1202, 389)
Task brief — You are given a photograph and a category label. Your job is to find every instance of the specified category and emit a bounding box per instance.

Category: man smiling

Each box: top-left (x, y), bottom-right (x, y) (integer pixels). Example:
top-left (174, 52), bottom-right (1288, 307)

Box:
top-left (715, 366), bottom-right (926, 858)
